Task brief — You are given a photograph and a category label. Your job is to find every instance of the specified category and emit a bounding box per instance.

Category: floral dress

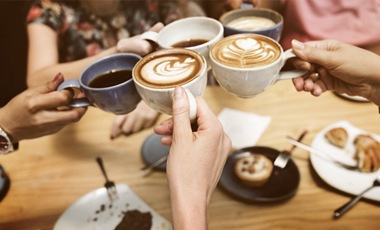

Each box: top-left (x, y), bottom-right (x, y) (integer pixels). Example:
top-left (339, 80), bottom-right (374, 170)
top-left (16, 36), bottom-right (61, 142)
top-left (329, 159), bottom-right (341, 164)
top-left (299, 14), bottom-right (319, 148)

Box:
top-left (26, 0), bottom-right (191, 62)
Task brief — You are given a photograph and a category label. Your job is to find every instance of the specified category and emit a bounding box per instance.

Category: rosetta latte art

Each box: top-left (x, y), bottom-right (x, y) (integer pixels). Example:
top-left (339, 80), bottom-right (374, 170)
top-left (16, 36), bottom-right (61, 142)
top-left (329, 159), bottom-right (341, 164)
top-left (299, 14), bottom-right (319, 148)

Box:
top-left (139, 54), bottom-right (200, 87)
top-left (212, 36), bottom-right (281, 68)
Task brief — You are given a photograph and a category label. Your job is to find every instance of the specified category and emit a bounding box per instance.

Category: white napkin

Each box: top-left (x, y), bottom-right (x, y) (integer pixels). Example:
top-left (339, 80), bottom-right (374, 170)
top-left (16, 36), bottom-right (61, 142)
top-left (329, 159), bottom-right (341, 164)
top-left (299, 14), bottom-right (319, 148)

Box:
top-left (218, 108), bottom-right (271, 149)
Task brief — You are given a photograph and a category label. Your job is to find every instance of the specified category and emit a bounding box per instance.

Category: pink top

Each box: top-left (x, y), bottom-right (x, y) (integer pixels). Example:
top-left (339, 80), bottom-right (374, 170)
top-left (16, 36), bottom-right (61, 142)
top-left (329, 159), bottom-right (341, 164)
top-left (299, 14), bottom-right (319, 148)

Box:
top-left (279, 0), bottom-right (380, 50)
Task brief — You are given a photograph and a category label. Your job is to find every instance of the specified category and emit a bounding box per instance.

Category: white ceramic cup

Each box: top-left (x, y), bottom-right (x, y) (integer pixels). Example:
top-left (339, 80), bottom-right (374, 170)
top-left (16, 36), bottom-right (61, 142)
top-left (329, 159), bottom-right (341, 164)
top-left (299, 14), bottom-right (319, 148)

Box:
top-left (132, 48), bottom-right (208, 121)
top-left (209, 33), bottom-right (305, 98)
top-left (141, 16), bottom-right (224, 69)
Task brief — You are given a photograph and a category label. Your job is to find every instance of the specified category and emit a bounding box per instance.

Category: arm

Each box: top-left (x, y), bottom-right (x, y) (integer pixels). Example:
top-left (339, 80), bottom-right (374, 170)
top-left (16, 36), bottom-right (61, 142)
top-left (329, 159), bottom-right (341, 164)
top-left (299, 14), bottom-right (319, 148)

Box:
top-left (26, 22), bottom-right (163, 88)
top-left (154, 87), bottom-right (231, 229)
top-left (0, 73), bottom-right (87, 142)
top-left (291, 39), bottom-right (380, 106)
top-left (26, 23), bottom-right (118, 87)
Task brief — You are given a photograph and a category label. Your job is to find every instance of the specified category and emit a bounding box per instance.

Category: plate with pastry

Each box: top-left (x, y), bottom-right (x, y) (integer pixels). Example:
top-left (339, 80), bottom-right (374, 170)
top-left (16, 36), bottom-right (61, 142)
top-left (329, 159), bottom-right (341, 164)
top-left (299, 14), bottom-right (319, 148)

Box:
top-left (219, 146), bottom-right (300, 203)
top-left (310, 120), bottom-right (380, 202)
top-left (54, 184), bottom-right (171, 230)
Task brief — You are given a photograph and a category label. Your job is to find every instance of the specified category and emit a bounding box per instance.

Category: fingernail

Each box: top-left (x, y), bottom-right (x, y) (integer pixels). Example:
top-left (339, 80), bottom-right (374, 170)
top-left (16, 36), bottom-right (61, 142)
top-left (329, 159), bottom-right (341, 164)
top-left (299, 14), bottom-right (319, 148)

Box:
top-left (174, 86), bottom-right (184, 99)
top-left (53, 72), bottom-right (63, 82)
top-left (292, 39), bottom-right (304, 50)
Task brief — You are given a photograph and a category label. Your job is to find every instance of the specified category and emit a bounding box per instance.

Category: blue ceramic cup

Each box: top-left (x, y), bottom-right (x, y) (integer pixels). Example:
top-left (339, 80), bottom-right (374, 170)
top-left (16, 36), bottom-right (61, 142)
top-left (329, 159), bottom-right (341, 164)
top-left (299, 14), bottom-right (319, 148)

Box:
top-left (220, 8), bottom-right (283, 41)
top-left (57, 53), bottom-right (142, 115)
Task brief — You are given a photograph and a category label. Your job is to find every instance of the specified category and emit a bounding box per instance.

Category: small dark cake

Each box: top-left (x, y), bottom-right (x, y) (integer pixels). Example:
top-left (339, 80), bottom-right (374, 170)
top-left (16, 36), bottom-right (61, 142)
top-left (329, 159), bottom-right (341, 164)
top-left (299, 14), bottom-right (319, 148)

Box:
top-left (114, 209), bottom-right (153, 230)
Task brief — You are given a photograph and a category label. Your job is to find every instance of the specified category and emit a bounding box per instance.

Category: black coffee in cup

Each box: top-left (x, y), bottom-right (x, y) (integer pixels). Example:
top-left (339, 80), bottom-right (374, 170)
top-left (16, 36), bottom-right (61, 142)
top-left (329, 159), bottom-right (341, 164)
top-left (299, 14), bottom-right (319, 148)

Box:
top-left (172, 38), bottom-right (209, 48)
top-left (88, 69), bottom-right (132, 88)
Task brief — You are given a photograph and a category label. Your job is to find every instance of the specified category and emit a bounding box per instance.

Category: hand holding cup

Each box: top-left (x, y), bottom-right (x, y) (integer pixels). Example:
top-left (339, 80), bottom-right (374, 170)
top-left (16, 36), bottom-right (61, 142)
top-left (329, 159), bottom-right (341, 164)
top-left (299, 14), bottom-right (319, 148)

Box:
top-left (209, 34), bottom-right (305, 98)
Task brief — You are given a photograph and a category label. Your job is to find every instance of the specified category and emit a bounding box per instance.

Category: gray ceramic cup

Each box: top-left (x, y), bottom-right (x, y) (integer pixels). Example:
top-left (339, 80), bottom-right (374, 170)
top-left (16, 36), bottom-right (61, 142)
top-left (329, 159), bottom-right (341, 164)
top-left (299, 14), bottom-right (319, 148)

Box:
top-left (57, 53), bottom-right (142, 115)
top-left (220, 8), bottom-right (283, 41)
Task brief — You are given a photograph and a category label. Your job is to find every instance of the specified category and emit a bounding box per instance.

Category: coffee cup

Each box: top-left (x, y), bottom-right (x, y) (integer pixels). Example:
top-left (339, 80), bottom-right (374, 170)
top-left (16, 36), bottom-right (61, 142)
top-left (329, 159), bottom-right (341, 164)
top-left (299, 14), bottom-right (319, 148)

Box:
top-left (140, 17), bottom-right (223, 68)
top-left (209, 33), bottom-right (305, 98)
top-left (132, 48), bottom-right (207, 121)
top-left (220, 8), bottom-right (283, 41)
top-left (57, 53), bottom-right (142, 115)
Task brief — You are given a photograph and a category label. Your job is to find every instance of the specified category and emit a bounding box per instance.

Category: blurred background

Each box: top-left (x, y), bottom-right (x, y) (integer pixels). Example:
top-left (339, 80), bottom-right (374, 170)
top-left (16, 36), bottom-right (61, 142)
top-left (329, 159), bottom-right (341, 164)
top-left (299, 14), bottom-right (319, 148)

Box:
top-left (0, 1), bottom-right (33, 107)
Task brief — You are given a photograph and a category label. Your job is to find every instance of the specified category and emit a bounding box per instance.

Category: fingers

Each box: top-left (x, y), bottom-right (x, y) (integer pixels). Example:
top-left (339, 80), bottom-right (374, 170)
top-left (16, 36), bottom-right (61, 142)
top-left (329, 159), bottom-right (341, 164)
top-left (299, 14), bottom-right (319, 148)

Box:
top-left (110, 115), bottom-right (126, 139)
top-left (149, 22), bottom-right (164, 32)
top-left (154, 118), bottom-right (174, 136)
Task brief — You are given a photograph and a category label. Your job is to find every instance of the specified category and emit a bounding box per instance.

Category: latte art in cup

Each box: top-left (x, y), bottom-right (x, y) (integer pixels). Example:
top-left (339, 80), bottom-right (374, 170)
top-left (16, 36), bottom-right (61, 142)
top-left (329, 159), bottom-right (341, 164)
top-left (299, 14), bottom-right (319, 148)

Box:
top-left (210, 34), bottom-right (281, 68)
top-left (227, 16), bottom-right (276, 31)
top-left (133, 49), bottom-right (204, 89)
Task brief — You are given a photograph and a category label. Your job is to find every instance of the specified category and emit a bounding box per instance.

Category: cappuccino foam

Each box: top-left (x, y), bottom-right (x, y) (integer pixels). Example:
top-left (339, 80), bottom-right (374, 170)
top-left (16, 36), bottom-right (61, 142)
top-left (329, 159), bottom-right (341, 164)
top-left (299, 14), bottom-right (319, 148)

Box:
top-left (210, 34), bottom-right (281, 68)
top-left (134, 49), bottom-right (203, 88)
top-left (227, 16), bottom-right (276, 31)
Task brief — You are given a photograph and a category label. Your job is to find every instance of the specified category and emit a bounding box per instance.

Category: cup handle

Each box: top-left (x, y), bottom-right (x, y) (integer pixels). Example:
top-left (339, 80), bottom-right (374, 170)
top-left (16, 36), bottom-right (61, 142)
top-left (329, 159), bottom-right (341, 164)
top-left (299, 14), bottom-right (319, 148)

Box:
top-left (278, 49), bottom-right (307, 80)
top-left (140, 31), bottom-right (159, 46)
top-left (172, 89), bottom-right (197, 122)
top-left (185, 89), bottom-right (197, 123)
top-left (57, 79), bottom-right (91, 107)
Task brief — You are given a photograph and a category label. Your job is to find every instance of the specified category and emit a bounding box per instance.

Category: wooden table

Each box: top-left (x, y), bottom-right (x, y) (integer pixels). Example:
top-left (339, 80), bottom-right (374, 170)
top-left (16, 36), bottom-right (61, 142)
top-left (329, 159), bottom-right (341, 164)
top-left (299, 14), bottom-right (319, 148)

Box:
top-left (1, 81), bottom-right (379, 229)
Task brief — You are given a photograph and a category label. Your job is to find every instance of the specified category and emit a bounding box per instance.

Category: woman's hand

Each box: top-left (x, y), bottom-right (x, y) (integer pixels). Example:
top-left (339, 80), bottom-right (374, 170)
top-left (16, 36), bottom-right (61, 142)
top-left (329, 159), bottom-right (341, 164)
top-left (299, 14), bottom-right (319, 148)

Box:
top-left (0, 73), bottom-right (87, 142)
top-left (291, 39), bottom-right (380, 106)
top-left (116, 22), bottom-right (164, 56)
top-left (110, 101), bottom-right (159, 139)
top-left (154, 86), bottom-right (231, 230)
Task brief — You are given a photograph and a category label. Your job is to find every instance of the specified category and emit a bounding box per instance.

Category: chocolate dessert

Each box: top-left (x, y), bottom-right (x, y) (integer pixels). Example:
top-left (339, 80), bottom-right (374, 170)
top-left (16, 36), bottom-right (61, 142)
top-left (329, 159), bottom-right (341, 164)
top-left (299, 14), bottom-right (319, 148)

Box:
top-left (114, 209), bottom-right (153, 230)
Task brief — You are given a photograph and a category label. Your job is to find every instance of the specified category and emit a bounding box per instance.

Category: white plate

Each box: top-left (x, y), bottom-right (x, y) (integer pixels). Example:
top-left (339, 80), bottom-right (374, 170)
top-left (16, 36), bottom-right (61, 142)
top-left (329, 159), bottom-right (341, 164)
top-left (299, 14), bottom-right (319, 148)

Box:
top-left (335, 93), bottom-right (370, 102)
top-left (310, 121), bottom-right (380, 202)
top-left (54, 184), bottom-right (171, 230)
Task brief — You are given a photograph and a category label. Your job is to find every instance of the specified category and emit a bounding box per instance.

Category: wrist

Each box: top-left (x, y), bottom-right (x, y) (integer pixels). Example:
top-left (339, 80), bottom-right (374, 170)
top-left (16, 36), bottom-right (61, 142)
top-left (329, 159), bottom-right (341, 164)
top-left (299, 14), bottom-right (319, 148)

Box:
top-left (170, 187), bottom-right (208, 230)
top-left (0, 126), bottom-right (19, 154)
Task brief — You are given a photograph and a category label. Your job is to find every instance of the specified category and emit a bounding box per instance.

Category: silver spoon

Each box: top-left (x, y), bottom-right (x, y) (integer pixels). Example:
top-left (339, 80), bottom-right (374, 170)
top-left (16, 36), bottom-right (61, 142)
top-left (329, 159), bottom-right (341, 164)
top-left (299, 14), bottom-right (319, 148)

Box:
top-left (334, 174), bottom-right (380, 218)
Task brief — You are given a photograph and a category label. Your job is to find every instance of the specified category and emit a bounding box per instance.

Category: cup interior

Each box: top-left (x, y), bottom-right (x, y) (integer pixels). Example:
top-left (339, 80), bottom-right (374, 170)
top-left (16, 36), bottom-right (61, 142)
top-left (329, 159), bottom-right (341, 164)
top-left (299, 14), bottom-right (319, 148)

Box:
top-left (210, 33), bottom-right (283, 70)
top-left (158, 17), bottom-right (224, 49)
top-left (133, 48), bottom-right (207, 90)
top-left (220, 8), bottom-right (283, 31)
top-left (80, 53), bottom-right (141, 89)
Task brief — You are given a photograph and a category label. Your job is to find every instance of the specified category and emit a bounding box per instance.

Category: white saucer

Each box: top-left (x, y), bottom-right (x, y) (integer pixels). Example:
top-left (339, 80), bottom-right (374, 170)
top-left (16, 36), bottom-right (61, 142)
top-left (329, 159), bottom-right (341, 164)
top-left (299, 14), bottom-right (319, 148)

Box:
top-left (335, 93), bottom-right (370, 102)
top-left (310, 121), bottom-right (380, 202)
top-left (54, 184), bottom-right (171, 230)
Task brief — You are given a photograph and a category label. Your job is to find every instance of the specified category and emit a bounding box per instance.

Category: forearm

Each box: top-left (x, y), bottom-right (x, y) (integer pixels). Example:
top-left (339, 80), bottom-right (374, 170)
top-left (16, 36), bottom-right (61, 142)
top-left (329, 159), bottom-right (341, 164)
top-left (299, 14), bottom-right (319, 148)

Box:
top-left (254, 0), bottom-right (283, 13)
top-left (170, 188), bottom-right (208, 230)
top-left (27, 47), bottom-right (117, 88)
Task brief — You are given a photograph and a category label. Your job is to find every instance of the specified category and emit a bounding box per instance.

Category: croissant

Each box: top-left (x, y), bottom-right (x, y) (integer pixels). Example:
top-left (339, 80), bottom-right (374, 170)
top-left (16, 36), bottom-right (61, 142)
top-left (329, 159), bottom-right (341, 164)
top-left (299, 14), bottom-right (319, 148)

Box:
top-left (325, 127), bottom-right (348, 148)
top-left (354, 134), bottom-right (380, 172)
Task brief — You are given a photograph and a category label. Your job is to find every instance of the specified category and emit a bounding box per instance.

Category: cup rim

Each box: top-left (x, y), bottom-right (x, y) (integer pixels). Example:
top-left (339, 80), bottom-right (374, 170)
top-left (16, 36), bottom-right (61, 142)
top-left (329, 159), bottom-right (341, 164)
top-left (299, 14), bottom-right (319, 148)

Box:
top-left (220, 7), bottom-right (283, 32)
top-left (158, 16), bottom-right (224, 49)
top-left (132, 48), bottom-right (207, 91)
top-left (209, 33), bottom-right (284, 71)
top-left (79, 53), bottom-right (142, 91)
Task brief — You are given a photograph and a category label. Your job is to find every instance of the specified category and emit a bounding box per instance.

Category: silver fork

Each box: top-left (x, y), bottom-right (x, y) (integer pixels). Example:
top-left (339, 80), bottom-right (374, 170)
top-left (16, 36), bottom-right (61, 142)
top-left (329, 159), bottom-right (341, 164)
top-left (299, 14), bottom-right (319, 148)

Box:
top-left (141, 155), bottom-right (168, 177)
top-left (334, 174), bottom-right (380, 218)
top-left (96, 157), bottom-right (118, 201)
top-left (274, 130), bottom-right (308, 168)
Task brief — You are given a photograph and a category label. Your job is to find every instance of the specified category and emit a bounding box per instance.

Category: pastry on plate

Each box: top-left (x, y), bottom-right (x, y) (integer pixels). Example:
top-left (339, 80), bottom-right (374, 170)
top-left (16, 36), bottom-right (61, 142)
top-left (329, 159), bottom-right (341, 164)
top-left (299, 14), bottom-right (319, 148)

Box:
top-left (234, 153), bottom-right (273, 187)
top-left (354, 134), bottom-right (380, 172)
top-left (325, 127), bottom-right (348, 148)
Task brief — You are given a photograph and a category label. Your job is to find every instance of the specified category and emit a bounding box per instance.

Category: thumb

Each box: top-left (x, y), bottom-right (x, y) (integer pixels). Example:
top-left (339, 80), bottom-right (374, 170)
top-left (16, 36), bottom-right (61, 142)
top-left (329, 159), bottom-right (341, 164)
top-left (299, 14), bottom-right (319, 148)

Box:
top-left (291, 39), bottom-right (332, 67)
top-left (172, 86), bottom-right (192, 141)
top-left (38, 72), bottom-right (65, 93)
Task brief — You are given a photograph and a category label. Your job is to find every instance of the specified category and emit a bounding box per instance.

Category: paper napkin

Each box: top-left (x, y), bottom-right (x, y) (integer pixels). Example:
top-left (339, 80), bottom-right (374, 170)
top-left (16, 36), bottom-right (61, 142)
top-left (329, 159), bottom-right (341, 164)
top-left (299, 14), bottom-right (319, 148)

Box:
top-left (218, 108), bottom-right (271, 149)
